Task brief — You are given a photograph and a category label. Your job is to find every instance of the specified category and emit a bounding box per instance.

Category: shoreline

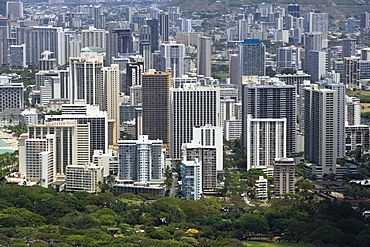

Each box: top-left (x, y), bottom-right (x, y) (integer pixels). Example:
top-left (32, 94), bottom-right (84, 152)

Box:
top-left (0, 130), bottom-right (19, 151)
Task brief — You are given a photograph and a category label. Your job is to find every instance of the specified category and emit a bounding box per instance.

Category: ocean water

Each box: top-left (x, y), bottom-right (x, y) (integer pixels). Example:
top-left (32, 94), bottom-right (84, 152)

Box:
top-left (0, 137), bottom-right (14, 154)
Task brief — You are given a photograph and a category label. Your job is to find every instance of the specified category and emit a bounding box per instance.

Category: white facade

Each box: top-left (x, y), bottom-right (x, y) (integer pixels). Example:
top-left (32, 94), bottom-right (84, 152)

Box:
top-left (24, 134), bottom-right (56, 188)
top-left (255, 176), bottom-right (268, 200)
top-left (192, 125), bottom-right (223, 171)
top-left (245, 115), bottom-right (287, 171)
top-left (66, 163), bottom-right (103, 193)
top-left (160, 41), bottom-right (185, 78)
top-left (170, 84), bottom-right (221, 159)
top-left (224, 117), bottom-right (242, 141)
top-left (102, 64), bottom-right (120, 143)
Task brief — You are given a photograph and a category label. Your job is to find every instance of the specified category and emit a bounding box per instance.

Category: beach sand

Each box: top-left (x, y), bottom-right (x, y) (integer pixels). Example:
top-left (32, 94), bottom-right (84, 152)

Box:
top-left (0, 130), bottom-right (19, 151)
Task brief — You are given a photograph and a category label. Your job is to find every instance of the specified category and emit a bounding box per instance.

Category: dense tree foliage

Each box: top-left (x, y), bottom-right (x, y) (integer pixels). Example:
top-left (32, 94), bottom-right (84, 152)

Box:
top-left (0, 184), bottom-right (366, 246)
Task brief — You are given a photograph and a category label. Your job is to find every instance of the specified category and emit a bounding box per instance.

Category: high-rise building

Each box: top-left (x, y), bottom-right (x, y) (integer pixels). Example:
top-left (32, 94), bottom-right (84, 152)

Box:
top-left (102, 64), bottom-right (120, 144)
top-left (287, 4), bottom-right (300, 18)
top-left (274, 158), bottom-right (296, 195)
top-left (82, 29), bottom-right (107, 49)
top-left (303, 32), bottom-right (322, 72)
top-left (45, 101), bottom-right (108, 156)
top-left (345, 18), bottom-right (355, 34)
top-left (113, 29), bottom-right (132, 54)
top-left (159, 12), bottom-right (169, 42)
top-left (105, 32), bottom-right (118, 66)
top-left (361, 12), bottom-right (369, 29)
top-left (343, 56), bottom-right (360, 90)
top-left (9, 44), bottom-right (26, 68)
top-left (66, 163), bottom-right (103, 193)
top-left (182, 159), bottom-right (201, 200)
top-left (69, 52), bottom-right (104, 106)
top-left (242, 82), bottom-right (296, 155)
top-left (26, 120), bottom-right (90, 174)
top-left (0, 82), bottom-right (24, 112)
top-left (140, 25), bottom-right (152, 71)
top-left (192, 125), bottom-right (223, 171)
top-left (182, 142), bottom-right (217, 192)
top-left (24, 135), bottom-right (56, 188)
top-left (160, 41), bottom-right (185, 78)
top-left (142, 70), bottom-right (172, 147)
top-left (0, 0), bottom-right (6, 16)
top-left (276, 47), bottom-right (294, 73)
top-left (306, 50), bottom-right (327, 81)
top-left (28, 26), bottom-right (66, 65)
top-left (342, 38), bottom-right (356, 58)
top-left (170, 84), bottom-right (221, 159)
top-left (147, 19), bottom-right (159, 53)
top-left (118, 135), bottom-right (165, 182)
top-left (198, 37), bottom-right (211, 77)
top-left (229, 54), bottom-right (239, 85)
top-left (239, 39), bottom-right (266, 78)
top-left (0, 26), bottom-right (8, 65)
top-left (6, 1), bottom-right (23, 19)
top-left (316, 79), bottom-right (346, 158)
top-left (245, 115), bottom-right (287, 171)
top-left (304, 11), bottom-right (328, 47)
top-left (345, 125), bottom-right (370, 154)
top-left (304, 84), bottom-right (338, 178)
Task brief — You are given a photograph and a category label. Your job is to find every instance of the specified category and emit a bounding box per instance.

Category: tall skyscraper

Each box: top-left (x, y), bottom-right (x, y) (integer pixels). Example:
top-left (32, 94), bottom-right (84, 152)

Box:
top-left (170, 84), bottom-right (221, 159)
top-left (102, 64), bottom-right (120, 144)
top-left (303, 32), bottom-right (322, 72)
top-left (304, 11), bottom-right (328, 47)
top-left (316, 79), bottom-right (346, 158)
top-left (159, 12), bottom-right (169, 42)
top-left (239, 39), bottom-right (266, 78)
top-left (160, 41), bottom-right (185, 78)
top-left (45, 101), bottom-right (108, 156)
top-left (0, 0), bottom-right (7, 16)
top-left (142, 70), bottom-right (172, 147)
top-left (9, 44), bottom-right (26, 68)
top-left (140, 25), bottom-right (152, 72)
top-left (287, 4), bottom-right (300, 17)
top-left (24, 135), bottom-right (56, 188)
top-left (25, 120), bottom-right (90, 175)
top-left (276, 47), bottom-right (294, 73)
top-left (342, 38), bottom-right (356, 58)
top-left (105, 32), bottom-right (118, 66)
top-left (229, 54), bottom-right (239, 85)
top-left (6, 1), bottom-right (23, 19)
top-left (306, 50), bottom-right (327, 81)
top-left (82, 29), bottom-right (107, 49)
top-left (118, 135), bottom-right (165, 182)
top-left (113, 29), bottom-right (132, 54)
top-left (28, 26), bottom-right (66, 65)
top-left (343, 56), bottom-right (360, 90)
top-left (69, 52), bottom-right (104, 106)
top-left (0, 26), bottom-right (8, 65)
top-left (360, 12), bottom-right (369, 29)
top-left (198, 36), bottom-right (211, 77)
top-left (245, 115), bottom-right (287, 171)
top-left (242, 82), bottom-right (296, 155)
top-left (147, 19), bottom-right (159, 53)
top-left (304, 84), bottom-right (338, 178)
